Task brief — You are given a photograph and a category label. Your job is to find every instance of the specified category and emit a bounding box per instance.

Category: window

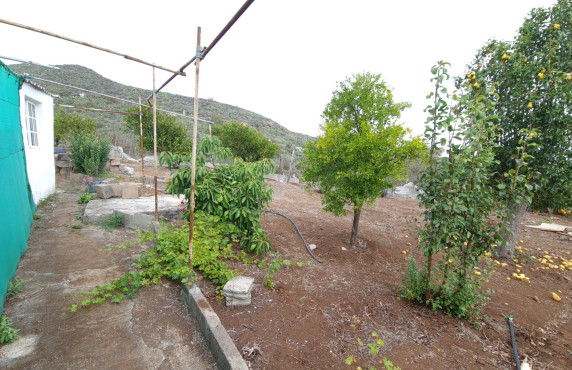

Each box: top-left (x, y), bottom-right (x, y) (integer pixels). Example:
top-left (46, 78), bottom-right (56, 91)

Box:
top-left (25, 100), bottom-right (38, 147)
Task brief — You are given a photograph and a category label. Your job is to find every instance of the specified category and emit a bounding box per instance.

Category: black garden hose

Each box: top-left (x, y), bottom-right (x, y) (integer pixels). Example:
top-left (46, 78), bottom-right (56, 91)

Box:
top-left (507, 316), bottom-right (521, 370)
top-left (263, 209), bottom-right (322, 264)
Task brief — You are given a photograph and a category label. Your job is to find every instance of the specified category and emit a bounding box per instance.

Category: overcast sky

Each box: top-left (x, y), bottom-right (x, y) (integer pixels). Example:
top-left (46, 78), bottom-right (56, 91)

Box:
top-left (1, 0), bottom-right (557, 137)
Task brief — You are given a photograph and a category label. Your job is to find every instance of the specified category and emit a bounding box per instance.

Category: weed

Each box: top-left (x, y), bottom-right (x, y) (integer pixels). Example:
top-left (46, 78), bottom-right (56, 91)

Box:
top-left (0, 314), bottom-right (19, 344)
top-left (32, 213), bottom-right (44, 220)
top-left (264, 252), bottom-right (282, 290)
top-left (37, 193), bottom-right (57, 209)
top-left (71, 224), bottom-right (83, 230)
top-left (7, 279), bottom-right (23, 297)
top-left (99, 213), bottom-right (125, 231)
top-left (345, 316), bottom-right (400, 369)
top-left (77, 192), bottom-right (96, 204)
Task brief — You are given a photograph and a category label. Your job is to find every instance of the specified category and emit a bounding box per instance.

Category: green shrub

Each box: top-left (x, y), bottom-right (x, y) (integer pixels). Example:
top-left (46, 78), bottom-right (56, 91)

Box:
top-left (7, 279), bottom-right (23, 297)
top-left (212, 121), bottom-right (280, 161)
top-left (77, 192), bottom-right (96, 204)
top-left (69, 133), bottom-right (110, 176)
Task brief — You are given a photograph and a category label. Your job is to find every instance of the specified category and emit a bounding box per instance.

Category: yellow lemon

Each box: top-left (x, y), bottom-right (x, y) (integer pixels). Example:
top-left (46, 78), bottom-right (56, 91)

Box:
top-left (554, 24), bottom-right (560, 30)
top-left (538, 72), bottom-right (545, 80)
top-left (552, 292), bottom-right (561, 302)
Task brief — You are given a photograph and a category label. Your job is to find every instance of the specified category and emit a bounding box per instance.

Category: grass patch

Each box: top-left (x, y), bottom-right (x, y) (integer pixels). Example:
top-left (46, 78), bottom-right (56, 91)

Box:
top-left (99, 213), bottom-right (125, 231)
top-left (77, 192), bottom-right (96, 204)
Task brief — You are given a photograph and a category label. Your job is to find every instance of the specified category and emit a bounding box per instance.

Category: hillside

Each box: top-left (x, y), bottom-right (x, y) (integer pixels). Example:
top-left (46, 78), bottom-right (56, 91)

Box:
top-left (10, 64), bottom-right (314, 157)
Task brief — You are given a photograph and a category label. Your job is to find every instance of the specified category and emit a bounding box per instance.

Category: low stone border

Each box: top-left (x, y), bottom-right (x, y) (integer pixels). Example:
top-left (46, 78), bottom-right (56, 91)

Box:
top-left (180, 283), bottom-right (249, 370)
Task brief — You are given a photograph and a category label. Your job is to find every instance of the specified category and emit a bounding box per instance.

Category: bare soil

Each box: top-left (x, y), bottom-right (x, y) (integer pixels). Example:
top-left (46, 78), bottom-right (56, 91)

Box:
top-left (200, 181), bottom-right (572, 369)
top-left (1, 170), bottom-right (216, 369)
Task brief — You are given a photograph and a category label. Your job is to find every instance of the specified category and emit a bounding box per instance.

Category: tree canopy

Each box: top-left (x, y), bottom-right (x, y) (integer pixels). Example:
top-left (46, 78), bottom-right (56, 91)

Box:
top-left (54, 110), bottom-right (96, 146)
top-left (124, 107), bottom-right (192, 154)
top-left (301, 72), bottom-right (425, 246)
top-left (468, 0), bottom-right (572, 211)
top-left (212, 121), bottom-right (280, 162)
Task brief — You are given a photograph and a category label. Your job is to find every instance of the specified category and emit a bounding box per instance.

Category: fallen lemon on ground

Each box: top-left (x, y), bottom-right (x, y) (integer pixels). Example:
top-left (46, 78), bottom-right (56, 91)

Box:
top-left (552, 292), bottom-right (561, 302)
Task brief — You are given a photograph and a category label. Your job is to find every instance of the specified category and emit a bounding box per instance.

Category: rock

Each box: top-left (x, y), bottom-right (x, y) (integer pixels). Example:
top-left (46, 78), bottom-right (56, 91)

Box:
top-left (110, 159), bottom-right (121, 166)
top-left (102, 178), bottom-right (120, 184)
top-left (123, 166), bottom-right (135, 176)
top-left (55, 160), bottom-right (73, 168)
top-left (94, 184), bottom-right (114, 199)
top-left (309, 244), bottom-right (317, 250)
top-left (223, 276), bottom-right (254, 307)
top-left (384, 182), bottom-right (421, 199)
top-left (59, 167), bottom-right (71, 175)
top-left (55, 153), bottom-right (70, 161)
top-left (110, 184), bottom-right (124, 197)
top-left (122, 183), bottom-right (141, 199)
top-left (341, 247), bottom-right (347, 251)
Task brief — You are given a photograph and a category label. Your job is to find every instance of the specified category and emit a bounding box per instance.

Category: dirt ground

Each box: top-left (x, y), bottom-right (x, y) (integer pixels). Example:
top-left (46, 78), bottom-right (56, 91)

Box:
top-left (199, 181), bottom-right (572, 369)
top-left (0, 170), bottom-right (216, 369)
top-left (3, 165), bottom-right (571, 369)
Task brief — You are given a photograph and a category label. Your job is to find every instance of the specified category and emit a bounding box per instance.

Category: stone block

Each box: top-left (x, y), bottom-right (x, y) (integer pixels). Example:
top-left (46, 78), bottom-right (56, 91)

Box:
top-left (55, 153), bottom-right (70, 161)
top-left (110, 159), bottom-right (121, 166)
top-left (103, 178), bottom-right (120, 184)
top-left (94, 184), bottom-right (114, 199)
top-left (59, 167), bottom-right (71, 175)
top-left (122, 183), bottom-right (141, 199)
top-left (55, 160), bottom-right (73, 168)
top-left (223, 276), bottom-right (254, 307)
top-left (225, 297), bottom-right (252, 307)
top-left (110, 184), bottom-right (123, 197)
top-left (123, 166), bottom-right (135, 176)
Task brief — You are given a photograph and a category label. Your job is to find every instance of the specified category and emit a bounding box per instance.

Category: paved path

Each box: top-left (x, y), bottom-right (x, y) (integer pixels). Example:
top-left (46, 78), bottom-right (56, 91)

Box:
top-left (1, 187), bottom-right (216, 369)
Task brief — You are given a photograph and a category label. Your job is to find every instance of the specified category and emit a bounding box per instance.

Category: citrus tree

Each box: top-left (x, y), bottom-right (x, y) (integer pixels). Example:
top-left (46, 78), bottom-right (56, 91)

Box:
top-left (301, 72), bottom-right (425, 246)
top-left (467, 0), bottom-right (572, 258)
top-left (54, 110), bottom-right (96, 146)
top-left (212, 121), bottom-right (280, 161)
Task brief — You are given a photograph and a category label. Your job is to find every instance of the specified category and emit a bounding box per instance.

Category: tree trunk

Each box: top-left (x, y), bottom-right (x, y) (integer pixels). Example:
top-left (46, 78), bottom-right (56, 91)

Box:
top-left (349, 208), bottom-right (362, 246)
top-left (498, 202), bottom-right (527, 259)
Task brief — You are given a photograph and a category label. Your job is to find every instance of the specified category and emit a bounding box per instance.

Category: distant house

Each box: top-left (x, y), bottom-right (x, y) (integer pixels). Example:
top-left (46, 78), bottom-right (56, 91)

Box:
top-left (0, 61), bottom-right (55, 313)
top-left (19, 79), bottom-right (56, 204)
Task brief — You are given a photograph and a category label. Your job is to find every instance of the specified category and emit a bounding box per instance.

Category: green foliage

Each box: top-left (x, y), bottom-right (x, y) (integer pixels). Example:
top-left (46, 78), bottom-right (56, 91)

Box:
top-left (163, 136), bottom-right (274, 255)
top-left (71, 212), bottom-right (241, 310)
top-left (7, 279), bottom-right (23, 297)
top-left (0, 314), bottom-right (19, 344)
top-left (54, 109), bottom-right (97, 146)
top-left (401, 62), bottom-right (503, 319)
top-left (468, 0), bottom-right (572, 211)
top-left (212, 121), bottom-right (280, 161)
top-left (77, 192), bottom-right (96, 204)
top-left (98, 213), bottom-right (125, 231)
top-left (69, 133), bottom-right (110, 176)
top-left (124, 107), bottom-right (192, 153)
top-left (263, 252), bottom-right (282, 290)
top-left (301, 72), bottom-right (425, 245)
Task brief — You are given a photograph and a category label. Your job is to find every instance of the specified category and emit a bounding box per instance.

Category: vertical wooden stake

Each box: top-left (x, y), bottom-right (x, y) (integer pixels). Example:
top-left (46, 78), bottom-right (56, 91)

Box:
top-left (138, 92), bottom-right (145, 181)
top-left (152, 67), bottom-right (159, 222)
top-left (189, 27), bottom-right (201, 273)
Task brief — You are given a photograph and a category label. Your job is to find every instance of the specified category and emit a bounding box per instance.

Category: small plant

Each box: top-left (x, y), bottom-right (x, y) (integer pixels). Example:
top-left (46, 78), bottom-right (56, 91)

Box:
top-left (0, 314), bottom-right (19, 344)
top-left (99, 213), bottom-right (125, 231)
top-left (345, 316), bottom-right (399, 369)
top-left (32, 213), bottom-right (44, 220)
top-left (7, 279), bottom-right (23, 297)
top-left (264, 252), bottom-right (282, 290)
top-left (77, 192), bottom-right (96, 204)
top-left (37, 193), bottom-right (57, 209)
top-left (71, 224), bottom-right (83, 230)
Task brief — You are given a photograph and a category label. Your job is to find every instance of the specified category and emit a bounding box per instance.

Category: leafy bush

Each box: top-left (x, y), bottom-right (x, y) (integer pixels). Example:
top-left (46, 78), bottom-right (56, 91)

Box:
top-left (54, 109), bottom-right (96, 146)
top-left (212, 121), bottom-right (280, 161)
top-left (69, 133), bottom-right (110, 176)
top-left (7, 279), bottom-right (23, 297)
top-left (162, 136), bottom-right (274, 255)
top-left (0, 314), bottom-right (19, 344)
top-left (123, 107), bottom-right (192, 153)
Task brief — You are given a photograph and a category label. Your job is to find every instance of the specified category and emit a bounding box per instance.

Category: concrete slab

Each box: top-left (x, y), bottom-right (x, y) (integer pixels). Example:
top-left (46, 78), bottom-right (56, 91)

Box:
top-left (181, 284), bottom-right (249, 370)
top-left (83, 195), bottom-right (184, 229)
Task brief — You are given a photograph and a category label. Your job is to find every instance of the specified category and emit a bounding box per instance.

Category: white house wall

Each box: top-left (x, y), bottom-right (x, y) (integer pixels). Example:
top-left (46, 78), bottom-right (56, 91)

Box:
top-left (19, 82), bottom-right (55, 205)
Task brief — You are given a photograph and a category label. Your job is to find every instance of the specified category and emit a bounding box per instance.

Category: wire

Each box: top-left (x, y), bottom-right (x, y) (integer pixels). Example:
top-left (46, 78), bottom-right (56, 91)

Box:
top-left (24, 75), bottom-right (213, 123)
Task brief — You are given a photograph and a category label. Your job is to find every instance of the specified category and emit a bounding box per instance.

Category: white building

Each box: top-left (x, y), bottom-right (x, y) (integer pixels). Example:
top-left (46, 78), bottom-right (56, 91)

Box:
top-left (19, 80), bottom-right (55, 205)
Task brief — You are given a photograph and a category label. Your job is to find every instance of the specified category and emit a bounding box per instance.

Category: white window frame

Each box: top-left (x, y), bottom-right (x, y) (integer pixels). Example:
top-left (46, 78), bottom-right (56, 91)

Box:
top-left (25, 99), bottom-right (39, 148)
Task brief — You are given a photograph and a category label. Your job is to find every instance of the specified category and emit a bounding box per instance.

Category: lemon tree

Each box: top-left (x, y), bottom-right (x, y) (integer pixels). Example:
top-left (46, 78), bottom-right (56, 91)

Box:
top-left (301, 72), bottom-right (425, 246)
top-left (468, 0), bottom-right (572, 258)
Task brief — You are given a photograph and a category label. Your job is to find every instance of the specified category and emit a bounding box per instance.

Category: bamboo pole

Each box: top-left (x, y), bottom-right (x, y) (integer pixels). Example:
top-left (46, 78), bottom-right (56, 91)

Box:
top-left (0, 18), bottom-right (184, 75)
top-left (152, 67), bottom-right (158, 222)
top-left (189, 27), bottom-right (202, 273)
top-left (138, 92), bottom-right (145, 181)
